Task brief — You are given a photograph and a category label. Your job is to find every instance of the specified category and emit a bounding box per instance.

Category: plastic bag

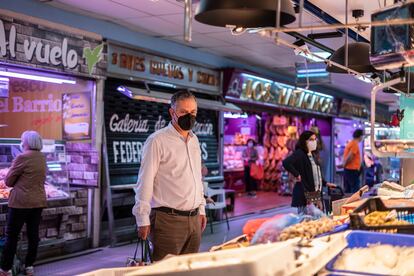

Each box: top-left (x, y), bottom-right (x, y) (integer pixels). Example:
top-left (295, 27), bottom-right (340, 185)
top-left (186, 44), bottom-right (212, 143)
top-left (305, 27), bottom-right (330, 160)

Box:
top-left (251, 214), bottom-right (302, 244)
top-left (304, 204), bottom-right (326, 219)
top-left (126, 238), bottom-right (153, 267)
top-left (243, 214), bottom-right (285, 240)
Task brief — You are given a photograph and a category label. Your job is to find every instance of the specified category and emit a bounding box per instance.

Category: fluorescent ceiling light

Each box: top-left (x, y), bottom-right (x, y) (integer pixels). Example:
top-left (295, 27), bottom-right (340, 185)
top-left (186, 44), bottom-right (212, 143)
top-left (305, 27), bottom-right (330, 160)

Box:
top-left (224, 112), bottom-right (248, 119)
top-left (297, 73), bottom-right (329, 78)
top-left (153, 81), bottom-right (177, 88)
top-left (297, 68), bottom-right (327, 74)
top-left (0, 70), bottom-right (76, 84)
top-left (298, 51), bottom-right (331, 63)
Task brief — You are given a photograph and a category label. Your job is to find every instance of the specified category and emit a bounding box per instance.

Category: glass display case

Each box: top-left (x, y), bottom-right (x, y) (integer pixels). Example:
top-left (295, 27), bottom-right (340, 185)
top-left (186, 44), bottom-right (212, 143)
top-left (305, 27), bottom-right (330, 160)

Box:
top-left (0, 138), bottom-right (70, 201)
top-left (364, 126), bottom-right (400, 182)
top-left (224, 145), bottom-right (264, 172)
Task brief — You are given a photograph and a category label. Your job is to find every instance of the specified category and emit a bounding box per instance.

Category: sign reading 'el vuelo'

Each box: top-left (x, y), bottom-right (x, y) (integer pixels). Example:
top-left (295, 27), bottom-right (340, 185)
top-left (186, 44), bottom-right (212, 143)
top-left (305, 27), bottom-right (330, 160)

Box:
top-left (107, 43), bottom-right (220, 94)
top-left (0, 14), bottom-right (105, 76)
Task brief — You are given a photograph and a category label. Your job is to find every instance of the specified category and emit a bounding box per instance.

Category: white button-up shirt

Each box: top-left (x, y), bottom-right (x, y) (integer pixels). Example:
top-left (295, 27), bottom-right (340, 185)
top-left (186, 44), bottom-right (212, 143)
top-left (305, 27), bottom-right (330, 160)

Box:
top-left (133, 123), bottom-right (206, 226)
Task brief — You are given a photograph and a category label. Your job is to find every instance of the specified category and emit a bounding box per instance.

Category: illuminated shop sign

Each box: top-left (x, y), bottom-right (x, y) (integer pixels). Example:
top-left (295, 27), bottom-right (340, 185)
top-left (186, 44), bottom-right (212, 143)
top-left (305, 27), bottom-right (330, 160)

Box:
top-left (0, 15), bottom-right (105, 76)
top-left (226, 72), bottom-right (336, 114)
top-left (107, 43), bottom-right (220, 94)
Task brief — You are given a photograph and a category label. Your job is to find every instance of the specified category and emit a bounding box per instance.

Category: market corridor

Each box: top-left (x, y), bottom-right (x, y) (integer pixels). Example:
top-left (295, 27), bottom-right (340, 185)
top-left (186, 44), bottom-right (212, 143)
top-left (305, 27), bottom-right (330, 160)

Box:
top-left (35, 207), bottom-right (294, 276)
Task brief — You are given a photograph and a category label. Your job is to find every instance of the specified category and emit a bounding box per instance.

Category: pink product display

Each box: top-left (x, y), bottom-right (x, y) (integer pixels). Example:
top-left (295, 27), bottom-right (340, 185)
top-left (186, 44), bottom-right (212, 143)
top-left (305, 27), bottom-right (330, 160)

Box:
top-left (66, 142), bottom-right (99, 186)
top-left (223, 146), bottom-right (244, 170)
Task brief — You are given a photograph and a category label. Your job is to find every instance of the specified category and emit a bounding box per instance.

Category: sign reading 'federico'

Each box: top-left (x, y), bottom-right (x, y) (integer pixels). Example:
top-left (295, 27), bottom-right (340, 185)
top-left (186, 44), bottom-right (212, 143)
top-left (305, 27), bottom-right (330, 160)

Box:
top-left (107, 43), bottom-right (220, 94)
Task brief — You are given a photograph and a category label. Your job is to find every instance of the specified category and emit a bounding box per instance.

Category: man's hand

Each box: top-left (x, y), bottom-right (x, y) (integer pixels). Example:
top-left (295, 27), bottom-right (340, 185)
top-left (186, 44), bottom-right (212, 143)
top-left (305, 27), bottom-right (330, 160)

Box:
top-left (327, 183), bottom-right (337, 188)
top-left (295, 175), bottom-right (302, 182)
top-left (138, 225), bottom-right (150, 240)
top-left (200, 215), bottom-right (207, 232)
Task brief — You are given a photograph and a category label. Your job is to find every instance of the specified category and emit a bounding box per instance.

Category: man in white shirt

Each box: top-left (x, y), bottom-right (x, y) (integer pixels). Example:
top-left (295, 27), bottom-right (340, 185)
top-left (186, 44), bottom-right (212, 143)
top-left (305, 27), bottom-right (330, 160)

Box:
top-left (132, 90), bottom-right (207, 261)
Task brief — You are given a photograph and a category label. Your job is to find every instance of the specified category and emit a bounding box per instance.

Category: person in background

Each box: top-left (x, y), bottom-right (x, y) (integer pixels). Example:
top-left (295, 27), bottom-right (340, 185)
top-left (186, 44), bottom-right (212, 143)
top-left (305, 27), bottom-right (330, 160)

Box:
top-left (242, 139), bottom-right (258, 197)
top-left (343, 129), bottom-right (364, 193)
top-left (0, 131), bottom-right (47, 276)
top-left (202, 164), bottom-right (214, 205)
top-left (133, 90), bottom-right (207, 262)
top-left (283, 131), bottom-right (336, 214)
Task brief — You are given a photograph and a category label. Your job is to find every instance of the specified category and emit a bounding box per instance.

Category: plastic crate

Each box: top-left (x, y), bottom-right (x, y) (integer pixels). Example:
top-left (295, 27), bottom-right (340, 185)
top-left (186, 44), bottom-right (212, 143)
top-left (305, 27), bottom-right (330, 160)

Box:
top-left (349, 197), bottom-right (414, 234)
top-left (325, 230), bottom-right (414, 275)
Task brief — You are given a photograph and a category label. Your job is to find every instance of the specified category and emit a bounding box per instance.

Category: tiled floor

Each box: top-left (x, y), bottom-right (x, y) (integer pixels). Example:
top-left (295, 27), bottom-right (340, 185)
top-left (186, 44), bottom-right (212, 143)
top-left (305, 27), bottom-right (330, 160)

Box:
top-left (34, 206), bottom-right (295, 276)
top-left (230, 192), bottom-right (292, 217)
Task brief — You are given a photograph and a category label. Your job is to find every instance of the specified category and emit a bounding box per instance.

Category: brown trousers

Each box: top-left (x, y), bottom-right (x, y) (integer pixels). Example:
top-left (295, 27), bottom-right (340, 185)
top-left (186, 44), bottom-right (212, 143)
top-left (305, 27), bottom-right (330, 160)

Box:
top-left (150, 210), bottom-right (201, 261)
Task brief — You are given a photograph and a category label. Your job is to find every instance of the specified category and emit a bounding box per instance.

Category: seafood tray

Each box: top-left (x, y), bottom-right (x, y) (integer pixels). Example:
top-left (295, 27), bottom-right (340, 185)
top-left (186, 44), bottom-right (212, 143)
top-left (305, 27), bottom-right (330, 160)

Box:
top-left (349, 197), bottom-right (414, 234)
top-left (325, 230), bottom-right (414, 275)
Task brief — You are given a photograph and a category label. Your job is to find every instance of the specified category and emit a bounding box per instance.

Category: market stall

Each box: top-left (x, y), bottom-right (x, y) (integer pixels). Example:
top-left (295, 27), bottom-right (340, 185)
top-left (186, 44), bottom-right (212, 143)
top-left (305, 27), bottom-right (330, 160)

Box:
top-left (0, 11), bottom-right (105, 259)
top-left (103, 41), bottom-right (241, 245)
top-left (222, 69), bottom-right (336, 214)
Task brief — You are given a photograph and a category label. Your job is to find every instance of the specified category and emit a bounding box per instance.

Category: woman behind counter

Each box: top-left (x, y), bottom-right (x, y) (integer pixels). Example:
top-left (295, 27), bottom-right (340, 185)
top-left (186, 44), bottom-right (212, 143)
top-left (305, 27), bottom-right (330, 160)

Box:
top-left (0, 131), bottom-right (47, 276)
top-left (283, 131), bottom-right (335, 214)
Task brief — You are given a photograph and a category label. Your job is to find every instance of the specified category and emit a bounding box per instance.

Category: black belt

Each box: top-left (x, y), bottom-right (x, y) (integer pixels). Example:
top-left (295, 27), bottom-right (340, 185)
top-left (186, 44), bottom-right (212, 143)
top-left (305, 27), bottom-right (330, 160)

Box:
top-left (153, 207), bottom-right (199, 216)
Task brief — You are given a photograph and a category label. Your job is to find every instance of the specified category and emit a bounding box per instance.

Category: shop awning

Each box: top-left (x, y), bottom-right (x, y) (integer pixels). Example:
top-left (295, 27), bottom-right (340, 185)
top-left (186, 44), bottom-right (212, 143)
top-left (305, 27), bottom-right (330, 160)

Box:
top-left (117, 86), bottom-right (242, 113)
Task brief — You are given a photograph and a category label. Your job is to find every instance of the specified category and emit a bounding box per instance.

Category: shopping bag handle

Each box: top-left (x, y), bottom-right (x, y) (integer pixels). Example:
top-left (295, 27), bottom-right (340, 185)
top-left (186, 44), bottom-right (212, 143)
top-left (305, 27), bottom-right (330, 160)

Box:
top-left (133, 238), bottom-right (152, 264)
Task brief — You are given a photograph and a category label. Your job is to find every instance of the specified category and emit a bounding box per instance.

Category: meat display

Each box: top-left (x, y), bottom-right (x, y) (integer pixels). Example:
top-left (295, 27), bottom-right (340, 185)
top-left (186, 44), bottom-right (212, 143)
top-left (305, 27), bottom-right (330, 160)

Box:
top-left (0, 167), bottom-right (68, 199)
top-left (261, 115), bottom-right (302, 192)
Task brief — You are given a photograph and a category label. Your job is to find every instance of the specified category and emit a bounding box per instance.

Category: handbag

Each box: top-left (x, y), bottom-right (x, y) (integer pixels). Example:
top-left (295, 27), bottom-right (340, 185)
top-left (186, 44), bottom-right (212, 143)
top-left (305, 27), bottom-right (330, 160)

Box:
top-left (250, 162), bottom-right (264, 180)
top-left (304, 191), bottom-right (323, 209)
top-left (126, 238), bottom-right (153, 267)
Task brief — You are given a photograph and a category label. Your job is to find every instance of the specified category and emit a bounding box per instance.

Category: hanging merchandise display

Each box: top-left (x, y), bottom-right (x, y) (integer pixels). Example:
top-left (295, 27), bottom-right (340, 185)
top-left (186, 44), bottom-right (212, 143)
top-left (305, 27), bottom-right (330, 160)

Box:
top-left (0, 11), bottom-right (106, 260)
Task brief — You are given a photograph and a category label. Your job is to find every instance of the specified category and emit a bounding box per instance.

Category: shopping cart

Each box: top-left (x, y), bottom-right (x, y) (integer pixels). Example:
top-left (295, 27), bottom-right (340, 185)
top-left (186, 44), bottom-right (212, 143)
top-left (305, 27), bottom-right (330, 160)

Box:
top-left (323, 186), bottom-right (345, 214)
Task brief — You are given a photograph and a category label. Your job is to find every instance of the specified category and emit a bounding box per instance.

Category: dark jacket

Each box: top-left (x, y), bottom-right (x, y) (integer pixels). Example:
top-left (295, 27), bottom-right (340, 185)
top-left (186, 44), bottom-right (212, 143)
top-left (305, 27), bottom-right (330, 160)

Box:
top-left (6, 150), bottom-right (47, 208)
top-left (282, 148), bottom-right (326, 207)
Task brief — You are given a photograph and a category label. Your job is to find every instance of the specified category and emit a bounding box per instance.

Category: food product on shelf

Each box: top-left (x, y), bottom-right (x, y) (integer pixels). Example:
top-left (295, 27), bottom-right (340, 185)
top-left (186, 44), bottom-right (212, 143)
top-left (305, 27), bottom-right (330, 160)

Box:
top-left (0, 179), bottom-right (6, 189)
top-left (363, 210), bottom-right (410, 226)
top-left (209, 235), bottom-right (250, 252)
top-left (333, 244), bottom-right (414, 275)
top-left (378, 181), bottom-right (414, 198)
top-left (223, 146), bottom-right (244, 170)
top-left (278, 217), bottom-right (339, 241)
top-left (44, 183), bottom-right (69, 198)
top-left (0, 188), bottom-right (10, 199)
top-left (0, 168), bottom-right (9, 179)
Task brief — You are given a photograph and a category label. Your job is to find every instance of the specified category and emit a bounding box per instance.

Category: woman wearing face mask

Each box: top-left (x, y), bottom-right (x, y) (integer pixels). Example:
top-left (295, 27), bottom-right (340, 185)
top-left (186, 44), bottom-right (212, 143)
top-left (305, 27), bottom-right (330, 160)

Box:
top-left (242, 139), bottom-right (259, 197)
top-left (283, 131), bottom-right (336, 214)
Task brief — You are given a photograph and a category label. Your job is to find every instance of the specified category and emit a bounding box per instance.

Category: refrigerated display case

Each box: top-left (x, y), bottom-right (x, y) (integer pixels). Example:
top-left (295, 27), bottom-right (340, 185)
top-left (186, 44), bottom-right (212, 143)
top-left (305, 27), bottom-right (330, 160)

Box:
top-left (364, 126), bottom-right (400, 182)
top-left (0, 138), bottom-right (70, 201)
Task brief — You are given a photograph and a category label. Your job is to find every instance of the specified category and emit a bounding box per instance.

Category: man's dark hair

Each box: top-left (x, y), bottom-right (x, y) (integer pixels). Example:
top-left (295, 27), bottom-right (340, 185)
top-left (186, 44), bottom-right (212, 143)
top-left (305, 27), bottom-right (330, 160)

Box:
top-left (170, 90), bottom-right (196, 108)
top-left (353, 129), bottom-right (364, 139)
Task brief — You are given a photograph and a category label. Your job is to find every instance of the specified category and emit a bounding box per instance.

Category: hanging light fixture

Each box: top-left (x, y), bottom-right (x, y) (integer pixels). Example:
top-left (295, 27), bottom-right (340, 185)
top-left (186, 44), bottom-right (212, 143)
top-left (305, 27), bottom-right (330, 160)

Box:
top-left (326, 42), bottom-right (376, 74)
top-left (194, 0), bottom-right (296, 29)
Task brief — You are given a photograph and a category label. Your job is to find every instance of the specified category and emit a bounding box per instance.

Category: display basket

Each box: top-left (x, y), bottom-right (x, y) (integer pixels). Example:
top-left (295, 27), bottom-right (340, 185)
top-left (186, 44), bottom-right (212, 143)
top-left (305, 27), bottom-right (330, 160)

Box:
top-left (325, 230), bottom-right (414, 275)
top-left (349, 197), bottom-right (414, 234)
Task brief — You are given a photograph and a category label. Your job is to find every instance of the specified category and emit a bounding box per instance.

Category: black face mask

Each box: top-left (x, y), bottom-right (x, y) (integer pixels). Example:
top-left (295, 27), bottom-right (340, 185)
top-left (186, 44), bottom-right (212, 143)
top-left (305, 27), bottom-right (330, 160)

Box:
top-left (176, 113), bottom-right (196, 131)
